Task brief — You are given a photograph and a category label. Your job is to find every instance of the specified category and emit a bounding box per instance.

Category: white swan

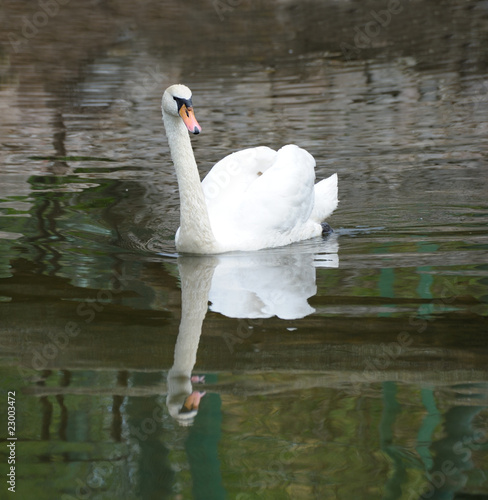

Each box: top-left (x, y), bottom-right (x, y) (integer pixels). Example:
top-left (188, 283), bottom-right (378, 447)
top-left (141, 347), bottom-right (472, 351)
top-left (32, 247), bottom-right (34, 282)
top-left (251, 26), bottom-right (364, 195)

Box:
top-left (161, 84), bottom-right (338, 254)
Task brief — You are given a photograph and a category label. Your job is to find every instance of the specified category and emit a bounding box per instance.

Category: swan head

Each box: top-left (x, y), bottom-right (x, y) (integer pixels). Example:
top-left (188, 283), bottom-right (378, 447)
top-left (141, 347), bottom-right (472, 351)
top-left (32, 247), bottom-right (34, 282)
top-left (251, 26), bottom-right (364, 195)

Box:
top-left (162, 84), bottom-right (202, 134)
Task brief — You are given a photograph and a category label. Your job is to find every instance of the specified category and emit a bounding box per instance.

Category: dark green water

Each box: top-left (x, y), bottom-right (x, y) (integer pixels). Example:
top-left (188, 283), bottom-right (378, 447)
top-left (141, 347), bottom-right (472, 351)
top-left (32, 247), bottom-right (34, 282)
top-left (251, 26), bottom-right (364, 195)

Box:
top-left (0, 1), bottom-right (487, 499)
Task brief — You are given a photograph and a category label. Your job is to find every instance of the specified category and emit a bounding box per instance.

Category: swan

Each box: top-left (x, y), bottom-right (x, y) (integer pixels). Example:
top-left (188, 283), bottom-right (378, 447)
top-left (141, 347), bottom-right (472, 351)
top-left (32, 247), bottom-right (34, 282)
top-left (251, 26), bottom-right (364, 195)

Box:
top-left (161, 84), bottom-right (338, 254)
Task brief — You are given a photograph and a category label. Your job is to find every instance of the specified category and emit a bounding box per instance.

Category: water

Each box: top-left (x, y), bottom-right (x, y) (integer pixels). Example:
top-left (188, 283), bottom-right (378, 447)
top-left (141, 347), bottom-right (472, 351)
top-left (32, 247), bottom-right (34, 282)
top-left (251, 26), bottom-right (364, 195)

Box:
top-left (1, 0), bottom-right (488, 499)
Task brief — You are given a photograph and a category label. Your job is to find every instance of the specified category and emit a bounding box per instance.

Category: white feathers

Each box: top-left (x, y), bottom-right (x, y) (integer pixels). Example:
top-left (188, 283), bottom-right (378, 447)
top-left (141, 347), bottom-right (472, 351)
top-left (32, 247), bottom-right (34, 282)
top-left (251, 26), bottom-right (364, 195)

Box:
top-left (310, 173), bottom-right (338, 223)
top-left (162, 85), bottom-right (339, 254)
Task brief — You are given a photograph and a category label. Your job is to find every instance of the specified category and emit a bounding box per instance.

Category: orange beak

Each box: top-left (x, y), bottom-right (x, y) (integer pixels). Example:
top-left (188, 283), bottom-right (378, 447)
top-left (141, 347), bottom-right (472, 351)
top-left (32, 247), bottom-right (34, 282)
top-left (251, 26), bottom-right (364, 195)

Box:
top-left (182, 391), bottom-right (206, 411)
top-left (179, 104), bottom-right (202, 134)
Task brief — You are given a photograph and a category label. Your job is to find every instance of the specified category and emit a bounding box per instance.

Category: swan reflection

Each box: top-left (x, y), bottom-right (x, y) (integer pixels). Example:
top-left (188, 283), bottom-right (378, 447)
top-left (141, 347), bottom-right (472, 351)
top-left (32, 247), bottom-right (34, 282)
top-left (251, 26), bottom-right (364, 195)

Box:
top-left (167, 236), bottom-right (338, 425)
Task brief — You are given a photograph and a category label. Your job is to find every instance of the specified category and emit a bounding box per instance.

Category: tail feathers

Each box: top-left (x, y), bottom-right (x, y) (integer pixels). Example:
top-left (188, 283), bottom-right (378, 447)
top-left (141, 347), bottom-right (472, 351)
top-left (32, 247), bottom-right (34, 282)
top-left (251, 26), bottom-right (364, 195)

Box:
top-left (310, 173), bottom-right (338, 223)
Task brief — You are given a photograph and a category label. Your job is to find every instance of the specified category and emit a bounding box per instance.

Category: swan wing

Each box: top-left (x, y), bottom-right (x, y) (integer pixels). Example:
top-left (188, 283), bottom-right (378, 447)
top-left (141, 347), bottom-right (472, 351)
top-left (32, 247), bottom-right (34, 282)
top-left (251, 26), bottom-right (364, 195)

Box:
top-left (234, 144), bottom-right (316, 235)
top-left (310, 173), bottom-right (338, 222)
top-left (202, 146), bottom-right (277, 216)
top-left (202, 144), bottom-right (333, 251)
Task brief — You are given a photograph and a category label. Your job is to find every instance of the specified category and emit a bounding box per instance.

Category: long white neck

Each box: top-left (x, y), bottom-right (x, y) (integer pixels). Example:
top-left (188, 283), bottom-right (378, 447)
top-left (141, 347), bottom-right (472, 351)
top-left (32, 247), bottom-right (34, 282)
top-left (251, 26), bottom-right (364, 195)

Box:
top-left (163, 113), bottom-right (218, 253)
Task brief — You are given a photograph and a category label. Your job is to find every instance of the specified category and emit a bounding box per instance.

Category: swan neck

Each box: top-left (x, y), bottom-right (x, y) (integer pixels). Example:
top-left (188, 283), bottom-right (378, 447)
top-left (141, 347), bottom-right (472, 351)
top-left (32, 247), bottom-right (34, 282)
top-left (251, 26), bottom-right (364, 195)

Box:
top-left (163, 113), bottom-right (217, 253)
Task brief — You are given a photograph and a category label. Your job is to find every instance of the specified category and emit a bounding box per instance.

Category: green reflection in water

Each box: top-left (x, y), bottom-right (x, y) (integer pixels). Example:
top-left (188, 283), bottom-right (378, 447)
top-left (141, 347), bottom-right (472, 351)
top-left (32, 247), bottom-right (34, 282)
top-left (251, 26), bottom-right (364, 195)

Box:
top-left (186, 393), bottom-right (226, 500)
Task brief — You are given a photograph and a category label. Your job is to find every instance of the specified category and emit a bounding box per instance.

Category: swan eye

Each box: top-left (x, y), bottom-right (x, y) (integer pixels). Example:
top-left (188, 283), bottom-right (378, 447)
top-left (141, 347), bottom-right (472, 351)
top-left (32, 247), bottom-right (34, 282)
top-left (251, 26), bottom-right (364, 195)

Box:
top-left (173, 96), bottom-right (193, 114)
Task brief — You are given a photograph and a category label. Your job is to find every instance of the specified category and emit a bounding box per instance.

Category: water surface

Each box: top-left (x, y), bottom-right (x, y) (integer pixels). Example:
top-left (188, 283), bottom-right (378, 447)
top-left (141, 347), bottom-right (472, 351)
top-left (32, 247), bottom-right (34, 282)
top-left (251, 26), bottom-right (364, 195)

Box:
top-left (0, 1), bottom-right (487, 499)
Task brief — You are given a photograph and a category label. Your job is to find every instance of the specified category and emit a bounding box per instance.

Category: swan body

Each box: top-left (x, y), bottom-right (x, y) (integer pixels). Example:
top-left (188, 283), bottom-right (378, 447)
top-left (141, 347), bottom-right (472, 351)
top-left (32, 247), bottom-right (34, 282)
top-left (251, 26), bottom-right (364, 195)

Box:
top-left (162, 84), bottom-right (338, 254)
